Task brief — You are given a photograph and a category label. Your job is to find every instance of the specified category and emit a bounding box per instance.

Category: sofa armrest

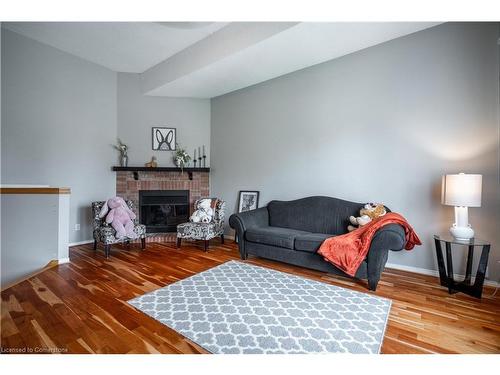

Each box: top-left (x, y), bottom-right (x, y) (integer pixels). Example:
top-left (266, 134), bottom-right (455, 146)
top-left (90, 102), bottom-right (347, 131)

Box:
top-left (365, 223), bottom-right (406, 290)
top-left (229, 207), bottom-right (269, 234)
top-left (371, 224), bottom-right (406, 252)
top-left (229, 207), bottom-right (269, 258)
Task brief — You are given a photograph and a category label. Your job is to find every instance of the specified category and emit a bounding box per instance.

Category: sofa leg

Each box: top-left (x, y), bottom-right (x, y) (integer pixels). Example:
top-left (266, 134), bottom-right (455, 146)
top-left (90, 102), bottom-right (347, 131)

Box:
top-left (176, 237), bottom-right (181, 248)
top-left (141, 238), bottom-right (146, 250)
top-left (93, 240), bottom-right (97, 251)
top-left (204, 240), bottom-right (209, 252)
top-left (220, 234), bottom-right (225, 244)
top-left (104, 244), bottom-right (111, 258)
top-left (368, 277), bottom-right (379, 291)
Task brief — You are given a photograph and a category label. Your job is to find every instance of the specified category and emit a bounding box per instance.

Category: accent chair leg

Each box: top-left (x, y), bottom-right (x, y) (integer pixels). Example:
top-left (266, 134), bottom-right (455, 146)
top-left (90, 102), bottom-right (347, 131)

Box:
top-left (141, 238), bottom-right (146, 250)
top-left (176, 237), bottom-right (181, 248)
top-left (204, 240), bottom-right (209, 252)
top-left (221, 234), bottom-right (225, 244)
top-left (93, 240), bottom-right (97, 251)
top-left (104, 244), bottom-right (111, 258)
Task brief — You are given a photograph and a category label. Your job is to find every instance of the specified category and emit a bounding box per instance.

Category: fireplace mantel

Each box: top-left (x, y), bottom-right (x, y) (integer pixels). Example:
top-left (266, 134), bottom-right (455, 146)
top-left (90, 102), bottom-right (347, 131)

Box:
top-left (112, 166), bottom-right (210, 180)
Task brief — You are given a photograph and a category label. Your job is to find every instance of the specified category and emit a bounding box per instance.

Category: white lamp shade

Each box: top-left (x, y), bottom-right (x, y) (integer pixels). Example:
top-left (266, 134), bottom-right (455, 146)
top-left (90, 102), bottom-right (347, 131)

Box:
top-left (441, 173), bottom-right (482, 207)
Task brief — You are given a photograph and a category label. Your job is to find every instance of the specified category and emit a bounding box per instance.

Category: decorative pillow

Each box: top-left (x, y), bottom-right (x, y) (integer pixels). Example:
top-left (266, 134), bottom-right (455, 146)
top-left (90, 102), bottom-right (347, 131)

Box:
top-left (209, 198), bottom-right (219, 210)
top-left (196, 198), bottom-right (210, 209)
top-left (195, 198), bottom-right (218, 209)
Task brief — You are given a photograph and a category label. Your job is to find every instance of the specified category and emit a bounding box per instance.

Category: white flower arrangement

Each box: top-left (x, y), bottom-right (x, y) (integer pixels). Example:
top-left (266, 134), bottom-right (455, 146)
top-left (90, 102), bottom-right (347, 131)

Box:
top-left (173, 144), bottom-right (191, 172)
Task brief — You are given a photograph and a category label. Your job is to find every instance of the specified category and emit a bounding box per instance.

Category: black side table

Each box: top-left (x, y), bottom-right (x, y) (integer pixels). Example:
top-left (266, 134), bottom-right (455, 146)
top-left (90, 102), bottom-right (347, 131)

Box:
top-left (433, 234), bottom-right (491, 298)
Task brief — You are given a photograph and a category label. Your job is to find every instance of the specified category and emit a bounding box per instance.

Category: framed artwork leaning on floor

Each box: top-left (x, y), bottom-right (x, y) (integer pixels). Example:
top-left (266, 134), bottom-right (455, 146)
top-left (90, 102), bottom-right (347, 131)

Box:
top-left (238, 191), bottom-right (260, 212)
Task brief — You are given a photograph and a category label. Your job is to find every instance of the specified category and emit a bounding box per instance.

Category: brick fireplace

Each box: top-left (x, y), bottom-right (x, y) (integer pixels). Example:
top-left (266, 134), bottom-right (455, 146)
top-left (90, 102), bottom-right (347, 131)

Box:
top-left (115, 170), bottom-right (209, 242)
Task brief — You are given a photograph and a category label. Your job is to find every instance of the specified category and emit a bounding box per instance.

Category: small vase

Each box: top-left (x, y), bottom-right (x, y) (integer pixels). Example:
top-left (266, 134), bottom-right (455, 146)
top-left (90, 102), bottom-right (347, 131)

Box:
top-left (120, 154), bottom-right (128, 167)
top-left (174, 158), bottom-right (185, 173)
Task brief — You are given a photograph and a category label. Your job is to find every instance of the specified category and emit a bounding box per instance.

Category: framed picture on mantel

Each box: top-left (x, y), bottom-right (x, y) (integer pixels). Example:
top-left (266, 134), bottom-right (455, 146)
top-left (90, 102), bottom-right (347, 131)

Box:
top-left (238, 191), bottom-right (260, 213)
top-left (152, 127), bottom-right (176, 151)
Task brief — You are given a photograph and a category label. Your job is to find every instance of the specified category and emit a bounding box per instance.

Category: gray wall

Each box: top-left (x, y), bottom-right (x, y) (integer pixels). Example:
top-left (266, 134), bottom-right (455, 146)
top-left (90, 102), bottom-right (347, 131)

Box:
top-left (118, 73), bottom-right (210, 167)
top-left (1, 29), bottom-right (117, 243)
top-left (211, 23), bottom-right (500, 281)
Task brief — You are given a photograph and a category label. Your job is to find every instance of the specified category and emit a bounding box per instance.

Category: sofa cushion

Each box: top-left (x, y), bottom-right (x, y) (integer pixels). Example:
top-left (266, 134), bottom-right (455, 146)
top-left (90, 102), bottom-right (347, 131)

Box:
top-left (245, 226), bottom-right (310, 249)
top-left (267, 196), bottom-right (363, 235)
top-left (294, 233), bottom-right (334, 253)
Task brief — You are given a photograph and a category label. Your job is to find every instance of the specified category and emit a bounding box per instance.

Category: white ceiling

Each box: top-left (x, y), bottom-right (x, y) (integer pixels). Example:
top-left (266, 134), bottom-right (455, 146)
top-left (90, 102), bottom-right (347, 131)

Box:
top-left (3, 22), bottom-right (441, 98)
top-left (2, 22), bottom-right (227, 72)
top-left (147, 22), bottom-right (440, 98)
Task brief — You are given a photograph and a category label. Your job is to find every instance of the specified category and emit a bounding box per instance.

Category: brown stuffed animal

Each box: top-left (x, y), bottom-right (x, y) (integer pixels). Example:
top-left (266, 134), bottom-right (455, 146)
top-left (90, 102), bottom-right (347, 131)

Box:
top-left (348, 203), bottom-right (387, 232)
top-left (360, 203), bottom-right (386, 220)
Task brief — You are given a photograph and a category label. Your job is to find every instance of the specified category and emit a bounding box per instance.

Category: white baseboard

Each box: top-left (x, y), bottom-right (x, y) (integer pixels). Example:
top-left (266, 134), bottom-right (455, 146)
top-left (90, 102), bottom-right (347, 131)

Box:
top-left (386, 262), bottom-right (440, 277)
top-left (58, 257), bottom-right (70, 264)
top-left (69, 239), bottom-right (94, 247)
top-left (386, 262), bottom-right (499, 287)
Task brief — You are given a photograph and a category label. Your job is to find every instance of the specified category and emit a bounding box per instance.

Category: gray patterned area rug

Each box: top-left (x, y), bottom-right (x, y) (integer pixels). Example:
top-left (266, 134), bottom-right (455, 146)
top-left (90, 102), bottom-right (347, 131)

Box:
top-left (128, 261), bottom-right (391, 354)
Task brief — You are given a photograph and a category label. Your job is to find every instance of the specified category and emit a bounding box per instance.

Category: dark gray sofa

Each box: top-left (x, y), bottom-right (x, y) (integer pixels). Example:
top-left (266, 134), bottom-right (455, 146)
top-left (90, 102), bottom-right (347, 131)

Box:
top-left (229, 196), bottom-right (406, 291)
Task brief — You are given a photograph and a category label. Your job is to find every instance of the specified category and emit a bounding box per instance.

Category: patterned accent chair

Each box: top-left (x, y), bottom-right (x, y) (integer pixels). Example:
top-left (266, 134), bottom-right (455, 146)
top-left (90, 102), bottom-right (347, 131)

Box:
top-left (91, 200), bottom-right (146, 258)
top-left (177, 198), bottom-right (226, 251)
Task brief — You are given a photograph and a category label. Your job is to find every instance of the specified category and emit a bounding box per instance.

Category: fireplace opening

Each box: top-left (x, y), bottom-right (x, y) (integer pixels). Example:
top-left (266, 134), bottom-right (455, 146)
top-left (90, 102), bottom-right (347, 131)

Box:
top-left (139, 190), bottom-right (189, 233)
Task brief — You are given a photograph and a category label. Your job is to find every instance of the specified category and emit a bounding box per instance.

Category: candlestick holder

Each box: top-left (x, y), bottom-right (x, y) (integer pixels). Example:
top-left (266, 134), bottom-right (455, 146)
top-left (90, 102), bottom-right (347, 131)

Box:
top-left (193, 159), bottom-right (197, 168)
top-left (202, 155), bottom-right (206, 168)
top-left (198, 156), bottom-right (202, 168)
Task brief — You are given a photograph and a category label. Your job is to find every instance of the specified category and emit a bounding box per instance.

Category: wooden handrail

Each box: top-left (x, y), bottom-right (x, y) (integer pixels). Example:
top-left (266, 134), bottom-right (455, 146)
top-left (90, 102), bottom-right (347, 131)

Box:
top-left (0, 187), bottom-right (71, 194)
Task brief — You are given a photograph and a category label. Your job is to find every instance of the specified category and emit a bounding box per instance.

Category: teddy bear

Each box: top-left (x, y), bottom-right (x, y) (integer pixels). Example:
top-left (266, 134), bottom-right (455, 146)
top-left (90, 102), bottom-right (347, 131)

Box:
top-left (99, 197), bottom-right (138, 239)
top-left (347, 203), bottom-right (387, 232)
top-left (190, 198), bottom-right (214, 223)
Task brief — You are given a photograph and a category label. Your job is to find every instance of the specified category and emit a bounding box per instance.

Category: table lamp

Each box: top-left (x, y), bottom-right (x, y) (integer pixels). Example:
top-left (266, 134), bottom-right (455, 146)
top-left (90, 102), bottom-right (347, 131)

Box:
top-left (441, 173), bottom-right (482, 240)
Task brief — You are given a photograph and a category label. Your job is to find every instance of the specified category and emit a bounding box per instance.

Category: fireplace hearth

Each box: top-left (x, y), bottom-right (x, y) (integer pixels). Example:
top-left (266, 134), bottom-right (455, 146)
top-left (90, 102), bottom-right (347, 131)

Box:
top-left (139, 190), bottom-right (189, 233)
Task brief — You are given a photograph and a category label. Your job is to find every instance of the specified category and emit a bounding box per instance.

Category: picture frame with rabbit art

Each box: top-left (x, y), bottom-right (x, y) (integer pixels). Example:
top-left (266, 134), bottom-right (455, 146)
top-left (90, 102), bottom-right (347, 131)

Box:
top-left (152, 127), bottom-right (176, 151)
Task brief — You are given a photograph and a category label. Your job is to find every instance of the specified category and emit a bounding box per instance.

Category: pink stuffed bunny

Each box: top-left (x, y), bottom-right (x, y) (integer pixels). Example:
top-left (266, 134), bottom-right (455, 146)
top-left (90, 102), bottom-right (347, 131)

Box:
top-left (99, 197), bottom-right (137, 239)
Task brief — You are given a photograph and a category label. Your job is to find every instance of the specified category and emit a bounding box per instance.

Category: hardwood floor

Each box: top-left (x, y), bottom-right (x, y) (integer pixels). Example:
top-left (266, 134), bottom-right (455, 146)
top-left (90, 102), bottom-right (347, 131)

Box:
top-left (1, 241), bottom-right (499, 354)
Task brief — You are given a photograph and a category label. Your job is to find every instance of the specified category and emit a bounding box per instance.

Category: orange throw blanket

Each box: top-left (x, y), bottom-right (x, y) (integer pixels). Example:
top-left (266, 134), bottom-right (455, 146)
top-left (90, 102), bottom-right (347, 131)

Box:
top-left (317, 212), bottom-right (421, 277)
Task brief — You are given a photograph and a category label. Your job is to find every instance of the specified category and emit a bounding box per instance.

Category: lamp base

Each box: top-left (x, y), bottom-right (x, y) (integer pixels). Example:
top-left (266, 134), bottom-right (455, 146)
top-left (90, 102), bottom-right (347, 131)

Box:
top-left (449, 224), bottom-right (474, 241)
